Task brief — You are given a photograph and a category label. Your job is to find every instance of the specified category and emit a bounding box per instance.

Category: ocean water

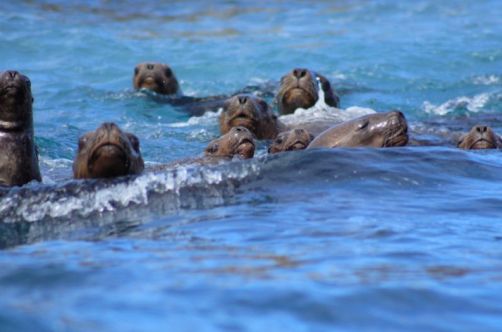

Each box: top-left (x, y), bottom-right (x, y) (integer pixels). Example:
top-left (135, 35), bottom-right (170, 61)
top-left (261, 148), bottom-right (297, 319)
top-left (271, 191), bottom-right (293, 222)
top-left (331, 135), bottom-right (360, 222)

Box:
top-left (1, 0), bottom-right (502, 331)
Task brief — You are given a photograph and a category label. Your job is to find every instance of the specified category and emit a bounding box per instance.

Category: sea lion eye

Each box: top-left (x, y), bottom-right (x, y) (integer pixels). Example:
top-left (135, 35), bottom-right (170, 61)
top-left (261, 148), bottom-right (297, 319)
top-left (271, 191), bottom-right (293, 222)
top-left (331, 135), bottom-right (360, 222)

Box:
top-left (165, 68), bottom-right (172, 77)
top-left (25, 78), bottom-right (31, 88)
top-left (357, 120), bottom-right (369, 130)
top-left (275, 138), bottom-right (283, 145)
top-left (134, 67), bottom-right (139, 76)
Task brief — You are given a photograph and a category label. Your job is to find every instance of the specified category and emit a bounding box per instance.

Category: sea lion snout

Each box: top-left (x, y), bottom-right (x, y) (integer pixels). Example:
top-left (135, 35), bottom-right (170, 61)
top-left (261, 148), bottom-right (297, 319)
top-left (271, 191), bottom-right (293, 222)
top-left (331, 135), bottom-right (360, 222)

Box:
top-left (277, 68), bottom-right (339, 115)
top-left (5, 71), bottom-right (19, 79)
top-left (292, 68), bottom-right (308, 80)
top-left (458, 124), bottom-right (500, 149)
top-left (475, 125), bottom-right (488, 134)
top-left (0, 70), bottom-right (33, 128)
top-left (73, 122), bottom-right (144, 179)
top-left (206, 126), bottom-right (256, 159)
top-left (220, 94), bottom-right (278, 139)
top-left (268, 128), bottom-right (313, 154)
top-left (387, 111), bottom-right (407, 130)
top-left (133, 62), bottom-right (179, 95)
top-left (238, 95), bottom-right (248, 105)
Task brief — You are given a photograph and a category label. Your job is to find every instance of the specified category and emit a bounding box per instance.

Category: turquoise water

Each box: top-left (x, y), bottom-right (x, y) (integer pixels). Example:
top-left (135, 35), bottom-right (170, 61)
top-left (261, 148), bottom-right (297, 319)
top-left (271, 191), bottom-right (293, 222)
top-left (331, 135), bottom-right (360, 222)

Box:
top-left (1, 1), bottom-right (502, 331)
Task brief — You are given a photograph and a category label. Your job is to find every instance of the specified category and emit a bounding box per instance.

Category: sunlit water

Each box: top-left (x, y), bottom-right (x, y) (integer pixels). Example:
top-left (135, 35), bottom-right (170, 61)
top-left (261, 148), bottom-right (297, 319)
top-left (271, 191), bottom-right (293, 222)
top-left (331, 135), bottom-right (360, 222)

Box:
top-left (1, 1), bottom-right (502, 331)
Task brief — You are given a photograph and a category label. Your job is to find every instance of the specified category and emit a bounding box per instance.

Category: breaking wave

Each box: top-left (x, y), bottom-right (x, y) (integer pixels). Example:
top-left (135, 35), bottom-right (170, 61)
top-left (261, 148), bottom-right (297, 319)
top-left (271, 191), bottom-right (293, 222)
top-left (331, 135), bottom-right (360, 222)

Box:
top-left (422, 92), bottom-right (501, 115)
top-left (0, 159), bottom-right (262, 225)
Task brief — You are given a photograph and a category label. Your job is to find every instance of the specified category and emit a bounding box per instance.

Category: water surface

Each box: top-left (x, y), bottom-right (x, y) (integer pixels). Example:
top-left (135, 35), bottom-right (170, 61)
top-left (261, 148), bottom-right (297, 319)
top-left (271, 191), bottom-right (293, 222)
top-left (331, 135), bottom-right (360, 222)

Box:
top-left (1, 1), bottom-right (502, 331)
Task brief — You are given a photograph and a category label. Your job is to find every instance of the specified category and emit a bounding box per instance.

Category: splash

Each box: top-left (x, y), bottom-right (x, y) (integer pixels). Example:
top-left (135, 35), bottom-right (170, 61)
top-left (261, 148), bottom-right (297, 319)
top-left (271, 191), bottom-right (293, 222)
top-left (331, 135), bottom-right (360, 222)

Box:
top-left (0, 160), bottom-right (262, 224)
top-left (279, 78), bottom-right (375, 127)
top-left (168, 108), bottom-right (223, 128)
top-left (472, 75), bottom-right (500, 86)
top-left (422, 93), bottom-right (493, 115)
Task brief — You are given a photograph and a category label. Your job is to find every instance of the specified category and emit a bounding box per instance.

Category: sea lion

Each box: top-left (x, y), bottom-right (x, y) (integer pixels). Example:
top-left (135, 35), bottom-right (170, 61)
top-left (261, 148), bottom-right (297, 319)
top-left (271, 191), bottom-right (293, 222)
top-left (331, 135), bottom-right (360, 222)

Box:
top-left (276, 68), bottom-right (340, 115)
top-left (0, 70), bottom-right (41, 186)
top-left (268, 128), bottom-right (314, 154)
top-left (205, 126), bottom-right (256, 160)
top-left (73, 122), bottom-right (144, 179)
top-left (457, 125), bottom-right (501, 149)
top-left (307, 111), bottom-right (408, 149)
top-left (132, 62), bottom-right (235, 116)
top-left (133, 62), bottom-right (181, 96)
top-left (220, 94), bottom-right (285, 139)
top-left (148, 126), bottom-right (256, 172)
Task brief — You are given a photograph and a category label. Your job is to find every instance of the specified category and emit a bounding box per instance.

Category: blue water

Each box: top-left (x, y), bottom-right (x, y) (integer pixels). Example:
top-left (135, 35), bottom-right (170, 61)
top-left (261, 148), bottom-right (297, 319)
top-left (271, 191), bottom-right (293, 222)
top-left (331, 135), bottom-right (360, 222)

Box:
top-left (1, 0), bottom-right (502, 331)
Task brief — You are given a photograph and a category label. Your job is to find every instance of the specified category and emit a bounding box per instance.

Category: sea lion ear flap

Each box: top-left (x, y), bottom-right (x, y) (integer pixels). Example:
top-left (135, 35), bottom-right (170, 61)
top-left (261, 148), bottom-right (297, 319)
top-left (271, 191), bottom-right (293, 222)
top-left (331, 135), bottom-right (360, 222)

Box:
top-left (222, 97), bottom-right (232, 112)
top-left (309, 132), bottom-right (315, 142)
top-left (257, 98), bottom-right (270, 113)
top-left (497, 135), bottom-right (502, 148)
top-left (205, 142), bottom-right (219, 155)
top-left (457, 134), bottom-right (467, 148)
top-left (77, 132), bottom-right (93, 151)
top-left (126, 133), bottom-right (141, 153)
top-left (317, 74), bottom-right (340, 108)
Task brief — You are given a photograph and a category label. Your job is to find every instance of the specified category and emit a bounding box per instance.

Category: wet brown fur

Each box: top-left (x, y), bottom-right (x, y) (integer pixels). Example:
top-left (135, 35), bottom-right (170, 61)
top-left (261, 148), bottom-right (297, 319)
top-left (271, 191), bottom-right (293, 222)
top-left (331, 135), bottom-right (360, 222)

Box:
top-left (73, 123), bottom-right (144, 179)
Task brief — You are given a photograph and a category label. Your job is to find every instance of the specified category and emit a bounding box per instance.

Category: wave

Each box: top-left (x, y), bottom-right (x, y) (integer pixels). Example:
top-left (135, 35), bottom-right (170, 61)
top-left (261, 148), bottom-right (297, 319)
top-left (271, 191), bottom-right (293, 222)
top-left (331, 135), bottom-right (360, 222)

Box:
top-left (0, 160), bottom-right (262, 224)
top-left (472, 75), bottom-right (500, 86)
top-left (272, 78), bottom-right (374, 128)
top-left (422, 92), bottom-right (501, 116)
top-left (3, 147), bottom-right (502, 246)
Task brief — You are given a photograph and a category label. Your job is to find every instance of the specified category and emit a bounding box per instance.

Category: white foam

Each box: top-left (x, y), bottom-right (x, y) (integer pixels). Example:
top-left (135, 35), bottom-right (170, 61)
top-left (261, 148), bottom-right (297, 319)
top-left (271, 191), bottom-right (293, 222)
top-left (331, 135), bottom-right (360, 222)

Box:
top-left (422, 93), bottom-right (491, 115)
top-left (279, 78), bottom-right (375, 127)
top-left (0, 160), bottom-right (262, 223)
top-left (168, 108), bottom-right (222, 128)
top-left (472, 75), bottom-right (500, 85)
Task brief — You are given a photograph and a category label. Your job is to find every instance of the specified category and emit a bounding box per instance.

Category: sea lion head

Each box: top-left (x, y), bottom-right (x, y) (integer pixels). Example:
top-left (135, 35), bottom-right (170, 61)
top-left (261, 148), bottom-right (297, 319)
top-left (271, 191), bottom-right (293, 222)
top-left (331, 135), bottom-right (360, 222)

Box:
top-left (205, 126), bottom-right (255, 159)
top-left (457, 125), bottom-right (500, 149)
top-left (276, 68), bottom-right (339, 115)
top-left (220, 94), bottom-right (278, 139)
top-left (0, 70), bottom-right (33, 130)
top-left (268, 128), bottom-right (314, 154)
top-left (133, 62), bottom-right (180, 95)
top-left (73, 122), bottom-right (145, 179)
top-left (308, 111), bottom-right (409, 148)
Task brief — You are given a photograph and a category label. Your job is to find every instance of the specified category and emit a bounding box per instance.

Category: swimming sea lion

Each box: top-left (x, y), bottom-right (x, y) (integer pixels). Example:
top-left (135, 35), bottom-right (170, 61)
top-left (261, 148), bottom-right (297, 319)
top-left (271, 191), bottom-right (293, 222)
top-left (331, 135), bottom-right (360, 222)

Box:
top-left (276, 68), bottom-right (340, 115)
top-left (0, 70), bottom-right (41, 186)
top-left (133, 62), bottom-right (235, 116)
top-left (148, 126), bottom-right (256, 172)
top-left (220, 94), bottom-right (285, 139)
top-left (133, 62), bottom-right (180, 96)
top-left (73, 123), bottom-right (144, 179)
top-left (457, 125), bottom-right (501, 149)
top-left (307, 111), bottom-right (408, 149)
top-left (205, 126), bottom-right (256, 160)
top-left (268, 128), bottom-right (314, 154)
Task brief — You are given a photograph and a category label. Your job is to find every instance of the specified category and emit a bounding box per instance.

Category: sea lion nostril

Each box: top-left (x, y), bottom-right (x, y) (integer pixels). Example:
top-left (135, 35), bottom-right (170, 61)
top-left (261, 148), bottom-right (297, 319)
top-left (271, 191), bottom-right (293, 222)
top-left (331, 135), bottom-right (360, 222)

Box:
top-left (6, 71), bottom-right (17, 79)
top-left (146, 64), bottom-right (154, 70)
top-left (293, 68), bottom-right (305, 79)
top-left (238, 96), bottom-right (248, 105)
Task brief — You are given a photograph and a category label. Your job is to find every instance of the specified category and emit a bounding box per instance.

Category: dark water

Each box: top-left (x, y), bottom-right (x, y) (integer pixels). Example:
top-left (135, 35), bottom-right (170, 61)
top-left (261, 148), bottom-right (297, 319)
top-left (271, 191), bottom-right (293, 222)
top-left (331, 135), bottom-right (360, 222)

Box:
top-left (1, 1), bottom-right (502, 331)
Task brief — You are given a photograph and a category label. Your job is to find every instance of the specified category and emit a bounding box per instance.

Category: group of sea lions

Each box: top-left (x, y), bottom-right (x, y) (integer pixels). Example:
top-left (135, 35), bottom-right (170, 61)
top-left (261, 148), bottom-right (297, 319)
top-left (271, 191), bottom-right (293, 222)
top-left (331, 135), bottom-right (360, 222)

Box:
top-left (0, 65), bottom-right (500, 187)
